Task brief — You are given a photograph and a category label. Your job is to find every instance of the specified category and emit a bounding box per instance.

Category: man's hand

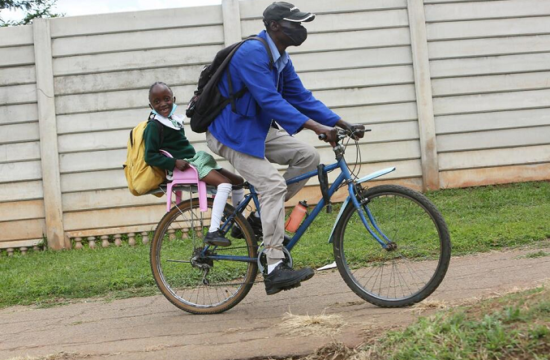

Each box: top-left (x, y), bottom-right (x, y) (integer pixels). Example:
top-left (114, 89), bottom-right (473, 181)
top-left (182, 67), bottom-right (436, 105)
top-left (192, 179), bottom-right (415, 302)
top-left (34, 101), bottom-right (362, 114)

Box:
top-left (175, 159), bottom-right (190, 171)
top-left (303, 120), bottom-right (338, 146)
top-left (336, 120), bottom-right (366, 140)
top-left (317, 126), bottom-right (338, 145)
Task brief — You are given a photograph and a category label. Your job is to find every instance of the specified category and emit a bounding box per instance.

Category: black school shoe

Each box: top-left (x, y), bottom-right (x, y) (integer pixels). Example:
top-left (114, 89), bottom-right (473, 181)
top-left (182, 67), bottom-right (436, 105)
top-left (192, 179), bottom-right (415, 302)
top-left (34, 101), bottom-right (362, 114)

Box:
top-left (264, 262), bottom-right (315, 295)
top-left (203, 230), bottom-right (231, 247)
top-left (231, 213), bottom-right (263, 239)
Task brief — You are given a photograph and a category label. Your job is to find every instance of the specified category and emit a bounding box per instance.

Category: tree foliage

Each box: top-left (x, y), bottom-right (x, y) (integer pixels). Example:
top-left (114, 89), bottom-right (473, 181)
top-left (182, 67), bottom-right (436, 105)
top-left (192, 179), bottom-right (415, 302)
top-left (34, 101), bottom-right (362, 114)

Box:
top-left (0, 0), bottom-right (63, 26)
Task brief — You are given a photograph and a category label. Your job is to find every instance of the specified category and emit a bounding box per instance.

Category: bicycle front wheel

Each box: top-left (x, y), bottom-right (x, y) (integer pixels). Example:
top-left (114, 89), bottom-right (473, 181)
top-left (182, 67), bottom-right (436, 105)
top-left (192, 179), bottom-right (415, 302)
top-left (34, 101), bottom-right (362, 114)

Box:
top-left (333, 185), bottom-right (451, 307)
top-left (150, 198), bottom-right (258, 314)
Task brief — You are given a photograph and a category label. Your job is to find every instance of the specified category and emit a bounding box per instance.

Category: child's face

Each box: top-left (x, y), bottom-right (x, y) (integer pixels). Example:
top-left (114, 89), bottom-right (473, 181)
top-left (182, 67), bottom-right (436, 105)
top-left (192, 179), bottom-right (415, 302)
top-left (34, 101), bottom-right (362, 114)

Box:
top-left (149, 85), bottom-right (175, 118)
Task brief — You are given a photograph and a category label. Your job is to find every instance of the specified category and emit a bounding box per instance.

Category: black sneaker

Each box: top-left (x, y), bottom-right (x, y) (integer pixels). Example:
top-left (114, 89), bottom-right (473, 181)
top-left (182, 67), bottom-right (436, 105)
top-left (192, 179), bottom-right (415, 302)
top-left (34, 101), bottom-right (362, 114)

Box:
top-left (203, 230), bottom-right (231, 247)
top-left (231, 213), bottom-right (263, 239)
top-left (264, 263), bottom-right (314, 295)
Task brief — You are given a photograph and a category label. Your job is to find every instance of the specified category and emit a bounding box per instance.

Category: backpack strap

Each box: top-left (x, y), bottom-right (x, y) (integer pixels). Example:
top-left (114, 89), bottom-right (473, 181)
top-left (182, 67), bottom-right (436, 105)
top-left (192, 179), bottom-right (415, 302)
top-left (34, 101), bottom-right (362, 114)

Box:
top-left (226, 36), bottom-right (274, 112)
top-left (248, 36), bottom-right (274, 70)
top-left (156, 120), bottom-right (164, 144)
top-left (147, 112), bottom-right (164, 144)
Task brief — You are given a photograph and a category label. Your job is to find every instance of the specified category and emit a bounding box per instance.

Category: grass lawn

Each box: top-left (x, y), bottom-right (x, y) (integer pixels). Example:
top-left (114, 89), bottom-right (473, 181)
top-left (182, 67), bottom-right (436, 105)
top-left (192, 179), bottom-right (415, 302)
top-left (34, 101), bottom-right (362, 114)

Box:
top-left (0, 244), bottom-right (157, 308)
top-left (1, 181), bottom-right (549, 308)
top-left (361, 285), bottom-right (550, 360)
top-left (299, 285), bottom-right (550, 360)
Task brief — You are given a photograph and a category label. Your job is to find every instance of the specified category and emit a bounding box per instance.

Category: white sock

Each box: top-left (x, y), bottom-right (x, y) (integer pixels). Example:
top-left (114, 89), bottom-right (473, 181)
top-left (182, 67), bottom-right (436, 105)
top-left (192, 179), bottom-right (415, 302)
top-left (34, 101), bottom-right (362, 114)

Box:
top-left (232, 188), bottom-right (245, 208)
top-left (267, 260), bottom-right (283, 274)
top-left (209, 183), bottom-right (232, 233)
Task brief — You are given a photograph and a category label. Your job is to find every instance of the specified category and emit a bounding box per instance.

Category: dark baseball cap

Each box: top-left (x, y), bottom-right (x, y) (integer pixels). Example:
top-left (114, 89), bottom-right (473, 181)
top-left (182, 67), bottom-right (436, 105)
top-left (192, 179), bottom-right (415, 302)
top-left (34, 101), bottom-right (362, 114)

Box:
top-left (263, 2), bottom-right (315, 23)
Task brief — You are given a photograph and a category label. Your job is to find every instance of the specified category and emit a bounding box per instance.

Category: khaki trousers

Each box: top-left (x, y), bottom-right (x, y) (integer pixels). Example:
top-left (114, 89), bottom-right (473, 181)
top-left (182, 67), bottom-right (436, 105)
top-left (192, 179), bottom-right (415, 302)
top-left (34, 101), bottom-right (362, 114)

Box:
top-left (206, 127), bottom-right (320, 262)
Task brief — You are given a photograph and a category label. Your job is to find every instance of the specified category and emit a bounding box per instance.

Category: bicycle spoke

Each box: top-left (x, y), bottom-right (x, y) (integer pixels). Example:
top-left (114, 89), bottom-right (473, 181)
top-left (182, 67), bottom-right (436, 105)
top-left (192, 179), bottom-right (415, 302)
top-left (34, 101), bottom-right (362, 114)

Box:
top-left (394, 260), bottom-right (413, 297)
top-left (377, 260), bottom-right (385, 296)
top-left (166, 259), bottom-right (191, 264)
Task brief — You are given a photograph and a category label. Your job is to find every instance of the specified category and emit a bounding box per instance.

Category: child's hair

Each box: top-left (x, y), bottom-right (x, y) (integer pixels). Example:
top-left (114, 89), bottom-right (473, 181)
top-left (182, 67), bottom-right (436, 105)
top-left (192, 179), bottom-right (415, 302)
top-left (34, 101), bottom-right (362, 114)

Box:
top-left (149, 81), bottom-right (171, 96)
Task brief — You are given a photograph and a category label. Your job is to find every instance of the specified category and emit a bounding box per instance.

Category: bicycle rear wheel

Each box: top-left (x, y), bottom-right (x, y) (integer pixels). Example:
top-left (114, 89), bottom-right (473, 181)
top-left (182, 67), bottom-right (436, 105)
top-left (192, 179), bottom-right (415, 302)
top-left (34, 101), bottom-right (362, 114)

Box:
top-left (333, 185), bottom-right (451, 307)
top-left (150, 198), bottom-right (258, 314)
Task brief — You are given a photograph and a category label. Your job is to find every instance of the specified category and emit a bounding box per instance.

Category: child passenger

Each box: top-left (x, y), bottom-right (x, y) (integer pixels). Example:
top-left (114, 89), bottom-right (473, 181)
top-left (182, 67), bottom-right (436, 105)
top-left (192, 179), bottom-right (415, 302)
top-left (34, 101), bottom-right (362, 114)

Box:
top-left (144, 82), bottom-right (244, 247)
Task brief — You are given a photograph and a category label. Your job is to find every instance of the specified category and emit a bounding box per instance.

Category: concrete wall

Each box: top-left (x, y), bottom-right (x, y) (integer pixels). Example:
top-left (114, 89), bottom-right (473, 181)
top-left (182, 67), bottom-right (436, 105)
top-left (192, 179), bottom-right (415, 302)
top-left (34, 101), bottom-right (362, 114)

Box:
top-left (0, 0), bottom-right (549, 253)
top-left (0, 25), bottom-right (45, 252)
top-left (424, 0), bottom-right (550, 187)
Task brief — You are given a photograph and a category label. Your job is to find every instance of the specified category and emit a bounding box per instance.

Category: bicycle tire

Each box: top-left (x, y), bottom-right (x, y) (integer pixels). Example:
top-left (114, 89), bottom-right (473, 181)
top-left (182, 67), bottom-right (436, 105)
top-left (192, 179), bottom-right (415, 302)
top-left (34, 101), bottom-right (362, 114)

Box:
top-left (333, 185), bottom-right (451, 307)
top-left (150, 198), bottom-right (258, 314)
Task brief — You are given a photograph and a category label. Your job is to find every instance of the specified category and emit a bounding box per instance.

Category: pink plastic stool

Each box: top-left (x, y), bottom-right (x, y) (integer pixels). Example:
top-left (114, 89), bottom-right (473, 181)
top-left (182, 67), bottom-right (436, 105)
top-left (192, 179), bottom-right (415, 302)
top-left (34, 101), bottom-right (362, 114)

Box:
top-left (160, 150), bottom-right (208, 212)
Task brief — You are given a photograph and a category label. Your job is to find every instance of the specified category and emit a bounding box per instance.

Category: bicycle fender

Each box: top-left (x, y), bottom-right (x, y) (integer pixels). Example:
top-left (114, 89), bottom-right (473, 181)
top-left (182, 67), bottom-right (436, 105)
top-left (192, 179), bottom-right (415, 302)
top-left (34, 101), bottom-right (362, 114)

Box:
top-left (356, 167), bottom-right (396, 184)
top-left (328, 196), bottom-right (350, 243)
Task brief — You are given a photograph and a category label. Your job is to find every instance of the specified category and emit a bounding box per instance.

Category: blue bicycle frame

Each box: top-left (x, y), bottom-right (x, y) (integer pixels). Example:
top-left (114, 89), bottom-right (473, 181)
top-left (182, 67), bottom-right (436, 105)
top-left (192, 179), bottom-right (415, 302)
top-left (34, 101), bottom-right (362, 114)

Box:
top-left (207, 157), bottom-right (396, 263)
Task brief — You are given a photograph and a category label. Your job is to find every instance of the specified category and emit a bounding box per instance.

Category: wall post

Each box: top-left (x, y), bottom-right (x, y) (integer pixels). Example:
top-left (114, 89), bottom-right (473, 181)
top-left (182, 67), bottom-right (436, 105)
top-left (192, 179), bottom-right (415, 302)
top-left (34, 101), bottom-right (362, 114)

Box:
top-left (407, 0), bottom-right (440, 191)
top-left (221, 0), bottom-right (242, 174)
top-left (33, 19), bottom-right (70, 249)
top-left (222, 0), bottom-right (242, 46)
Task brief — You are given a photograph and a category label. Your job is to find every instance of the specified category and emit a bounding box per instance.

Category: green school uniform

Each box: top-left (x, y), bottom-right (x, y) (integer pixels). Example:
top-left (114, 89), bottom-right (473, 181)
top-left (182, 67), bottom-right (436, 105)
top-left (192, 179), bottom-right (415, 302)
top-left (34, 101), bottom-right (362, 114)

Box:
top-left (143, 121), bottom-right (221, 179)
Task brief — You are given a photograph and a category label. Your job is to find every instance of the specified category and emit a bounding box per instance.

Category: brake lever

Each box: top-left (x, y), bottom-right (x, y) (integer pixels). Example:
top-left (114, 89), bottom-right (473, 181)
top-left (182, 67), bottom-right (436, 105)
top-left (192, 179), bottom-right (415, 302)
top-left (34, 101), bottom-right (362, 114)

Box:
top-left (318, 128), bottom-right (372, 141)
top-left (349, 128), bottom-right (371, 140)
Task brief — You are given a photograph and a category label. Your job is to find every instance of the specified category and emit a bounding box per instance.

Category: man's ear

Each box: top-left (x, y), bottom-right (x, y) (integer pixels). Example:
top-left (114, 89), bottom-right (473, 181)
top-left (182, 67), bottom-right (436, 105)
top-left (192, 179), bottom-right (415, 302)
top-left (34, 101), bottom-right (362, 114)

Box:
top-left (269, 20), bottom-right (279, 32)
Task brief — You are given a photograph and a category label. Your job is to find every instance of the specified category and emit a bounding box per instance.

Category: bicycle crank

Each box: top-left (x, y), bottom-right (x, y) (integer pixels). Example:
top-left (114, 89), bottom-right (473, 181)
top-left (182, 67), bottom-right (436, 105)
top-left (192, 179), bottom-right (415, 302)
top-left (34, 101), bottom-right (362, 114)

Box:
top-left (257, 244), bottom-right (293, 275)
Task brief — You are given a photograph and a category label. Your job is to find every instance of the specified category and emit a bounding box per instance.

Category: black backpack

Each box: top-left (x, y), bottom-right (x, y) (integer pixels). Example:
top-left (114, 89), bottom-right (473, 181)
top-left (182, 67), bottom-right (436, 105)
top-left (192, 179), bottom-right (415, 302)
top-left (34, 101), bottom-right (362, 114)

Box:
top-left (186, 36), bottom-right (273, 133)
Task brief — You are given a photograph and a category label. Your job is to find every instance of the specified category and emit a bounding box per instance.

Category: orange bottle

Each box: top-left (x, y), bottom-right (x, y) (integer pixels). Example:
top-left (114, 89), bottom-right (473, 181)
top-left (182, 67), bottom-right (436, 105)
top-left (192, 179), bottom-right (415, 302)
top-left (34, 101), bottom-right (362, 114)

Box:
top-left (285, 201), bottom-right (308, 233)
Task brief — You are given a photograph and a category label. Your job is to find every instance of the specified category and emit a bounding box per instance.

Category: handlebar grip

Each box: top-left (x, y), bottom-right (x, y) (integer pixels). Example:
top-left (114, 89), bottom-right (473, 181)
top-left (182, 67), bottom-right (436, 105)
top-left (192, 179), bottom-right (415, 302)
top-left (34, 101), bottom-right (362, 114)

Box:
top-left (318, 134), bottom-right (327, 140)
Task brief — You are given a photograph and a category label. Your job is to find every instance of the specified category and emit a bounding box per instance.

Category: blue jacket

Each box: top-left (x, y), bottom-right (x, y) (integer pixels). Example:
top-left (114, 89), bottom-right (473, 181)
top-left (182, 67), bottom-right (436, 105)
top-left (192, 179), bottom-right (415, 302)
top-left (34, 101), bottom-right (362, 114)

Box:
top-left (208, 30), bottom-right (340, 158)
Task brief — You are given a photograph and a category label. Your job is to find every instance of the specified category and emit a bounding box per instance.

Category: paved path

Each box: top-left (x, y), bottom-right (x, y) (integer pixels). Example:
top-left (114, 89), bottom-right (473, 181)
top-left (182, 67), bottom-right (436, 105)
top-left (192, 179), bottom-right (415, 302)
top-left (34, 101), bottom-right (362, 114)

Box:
top-left (1, 247), bottom-right (550, 360)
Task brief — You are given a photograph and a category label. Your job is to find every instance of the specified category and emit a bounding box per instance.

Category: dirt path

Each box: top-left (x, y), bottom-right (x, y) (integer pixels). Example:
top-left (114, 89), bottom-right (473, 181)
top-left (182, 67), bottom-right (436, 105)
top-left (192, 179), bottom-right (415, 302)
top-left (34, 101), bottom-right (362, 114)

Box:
top-left (1, 247), bottom-right (550, 360)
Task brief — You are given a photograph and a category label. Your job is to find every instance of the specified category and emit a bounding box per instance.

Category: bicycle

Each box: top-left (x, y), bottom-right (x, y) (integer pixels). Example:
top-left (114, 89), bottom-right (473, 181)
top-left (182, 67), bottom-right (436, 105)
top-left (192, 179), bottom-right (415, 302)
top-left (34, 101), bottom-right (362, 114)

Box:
top-left (150, 129), bottom-right (451, 314)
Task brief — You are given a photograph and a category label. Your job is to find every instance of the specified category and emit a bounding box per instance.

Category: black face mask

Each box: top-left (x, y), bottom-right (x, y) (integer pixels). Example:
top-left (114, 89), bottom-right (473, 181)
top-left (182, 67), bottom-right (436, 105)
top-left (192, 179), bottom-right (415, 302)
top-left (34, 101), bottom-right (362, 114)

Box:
top-left (281, 24), bottom-right (307, 46)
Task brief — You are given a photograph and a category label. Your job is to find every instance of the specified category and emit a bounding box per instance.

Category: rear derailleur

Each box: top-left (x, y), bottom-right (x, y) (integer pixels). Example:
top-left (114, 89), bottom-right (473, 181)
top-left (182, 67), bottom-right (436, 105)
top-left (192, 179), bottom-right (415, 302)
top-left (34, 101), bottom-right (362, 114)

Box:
top-left (191, 247), bottom-right (214, 285)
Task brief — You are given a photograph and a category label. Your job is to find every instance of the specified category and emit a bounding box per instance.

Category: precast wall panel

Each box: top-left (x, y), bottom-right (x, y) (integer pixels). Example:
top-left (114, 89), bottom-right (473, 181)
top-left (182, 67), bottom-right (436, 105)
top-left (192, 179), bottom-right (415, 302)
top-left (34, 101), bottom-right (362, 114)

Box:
top-left (425, 0), bottom-right (550, 188)
top-left (0, 25), bottom-right (46, 251)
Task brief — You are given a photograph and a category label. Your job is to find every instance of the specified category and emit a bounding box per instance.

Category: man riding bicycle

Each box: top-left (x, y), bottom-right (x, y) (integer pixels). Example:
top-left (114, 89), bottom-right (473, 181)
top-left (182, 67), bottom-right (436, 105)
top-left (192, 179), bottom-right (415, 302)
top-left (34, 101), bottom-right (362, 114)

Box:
top-left (206, 1), bottom-right (364, 295)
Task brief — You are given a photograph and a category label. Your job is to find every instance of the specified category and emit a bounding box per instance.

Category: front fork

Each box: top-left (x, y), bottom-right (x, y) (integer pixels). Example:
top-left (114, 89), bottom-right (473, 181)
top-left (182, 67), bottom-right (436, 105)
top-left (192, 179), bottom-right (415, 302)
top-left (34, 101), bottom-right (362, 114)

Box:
top-left (348, 183), bottom-right (395, 251)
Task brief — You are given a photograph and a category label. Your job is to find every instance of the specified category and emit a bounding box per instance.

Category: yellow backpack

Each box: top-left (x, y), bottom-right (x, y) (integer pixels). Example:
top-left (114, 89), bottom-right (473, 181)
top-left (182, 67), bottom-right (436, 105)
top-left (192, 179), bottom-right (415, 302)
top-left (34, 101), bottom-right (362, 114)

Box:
top-left (123, 119), bottom-right (165, 197)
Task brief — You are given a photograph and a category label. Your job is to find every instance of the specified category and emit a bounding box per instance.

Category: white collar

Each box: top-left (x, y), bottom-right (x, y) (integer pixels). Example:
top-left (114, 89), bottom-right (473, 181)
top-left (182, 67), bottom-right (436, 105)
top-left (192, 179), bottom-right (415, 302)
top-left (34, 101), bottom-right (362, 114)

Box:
top-left (153, 113), bottom-right (184, 130)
